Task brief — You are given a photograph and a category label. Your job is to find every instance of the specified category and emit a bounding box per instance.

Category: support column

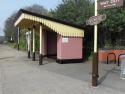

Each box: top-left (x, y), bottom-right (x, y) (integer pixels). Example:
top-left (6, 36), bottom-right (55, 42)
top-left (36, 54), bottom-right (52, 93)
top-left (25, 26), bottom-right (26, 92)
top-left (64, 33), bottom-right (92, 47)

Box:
top-left (39, 24), bottom-right (43, 65)
top-left (25, 32), bottom-right (28, 51)
top-left (17, 27), bottom-right (20, 51)
top-left (32, 26), bottom-right (35, 61)
top-left (92, 0), bottom-right (99, 87)
top-left (28, 29), bottom-right (31, 58)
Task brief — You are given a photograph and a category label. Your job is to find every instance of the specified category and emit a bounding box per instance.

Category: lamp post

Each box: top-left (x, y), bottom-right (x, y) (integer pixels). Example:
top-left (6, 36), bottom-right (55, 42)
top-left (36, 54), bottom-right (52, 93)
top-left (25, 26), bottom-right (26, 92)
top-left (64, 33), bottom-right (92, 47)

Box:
top-left (92, 0), bottom-right (99, 87)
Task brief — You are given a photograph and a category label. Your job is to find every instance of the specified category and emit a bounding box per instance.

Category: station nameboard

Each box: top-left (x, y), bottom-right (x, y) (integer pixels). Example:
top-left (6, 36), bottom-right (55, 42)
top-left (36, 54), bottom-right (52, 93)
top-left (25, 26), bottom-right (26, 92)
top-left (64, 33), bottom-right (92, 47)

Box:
top-left (86, 14), bottom-right (106, 25)
top-left (98, 0), bottom-right (123, 10)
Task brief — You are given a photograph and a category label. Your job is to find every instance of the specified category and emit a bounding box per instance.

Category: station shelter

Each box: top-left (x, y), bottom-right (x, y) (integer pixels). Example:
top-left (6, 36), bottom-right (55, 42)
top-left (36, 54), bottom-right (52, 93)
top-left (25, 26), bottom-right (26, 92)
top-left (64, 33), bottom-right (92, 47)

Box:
top-left (14, 9), bottom-right (84, 65)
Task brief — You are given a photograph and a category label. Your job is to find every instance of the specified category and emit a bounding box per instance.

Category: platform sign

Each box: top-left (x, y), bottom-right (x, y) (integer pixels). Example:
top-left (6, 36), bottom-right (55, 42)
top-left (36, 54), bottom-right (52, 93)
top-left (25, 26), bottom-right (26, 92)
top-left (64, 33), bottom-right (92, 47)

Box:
top-left (62, 38), bottom-right (68, 43)
top-left (98, 0), bottom-right (123, 10)
top-left (86, 14), bottom-right (106, 25)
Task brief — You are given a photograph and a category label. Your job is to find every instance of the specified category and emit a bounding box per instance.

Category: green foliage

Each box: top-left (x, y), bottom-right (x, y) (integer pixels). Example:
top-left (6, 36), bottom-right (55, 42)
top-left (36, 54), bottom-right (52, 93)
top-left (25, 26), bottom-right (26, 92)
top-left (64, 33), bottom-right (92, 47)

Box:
top-left (99, 0), bottom-right (125, 48)
top-left (24, 4), bottom-right (49, 15)
top-left (4, 4), bottom-right (48, 51)
top-left (19, 30), bottom-right (27, 51)
top-left (51, 0), bottom-right (94, 25)
top-left (4, 12), bottom-right (17, 42)
top-left (101, 7), bottom-right (125, 33)
top-left (7, 42), bottom-right (17, 48)
top-left (35, 34), bottom-right (40, 51)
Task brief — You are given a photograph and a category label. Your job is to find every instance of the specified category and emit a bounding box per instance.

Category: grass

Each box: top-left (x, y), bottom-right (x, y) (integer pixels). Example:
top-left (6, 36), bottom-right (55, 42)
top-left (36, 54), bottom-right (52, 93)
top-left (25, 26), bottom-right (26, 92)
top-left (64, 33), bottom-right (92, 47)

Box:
top-left (7, 42), bottom-right (17, 48)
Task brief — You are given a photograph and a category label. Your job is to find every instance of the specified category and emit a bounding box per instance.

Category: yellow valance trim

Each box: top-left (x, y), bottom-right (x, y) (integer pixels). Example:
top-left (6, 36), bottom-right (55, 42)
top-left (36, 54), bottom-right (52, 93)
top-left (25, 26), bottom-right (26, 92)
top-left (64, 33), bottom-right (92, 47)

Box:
top-left (15, 13), bottom-right (84, 37)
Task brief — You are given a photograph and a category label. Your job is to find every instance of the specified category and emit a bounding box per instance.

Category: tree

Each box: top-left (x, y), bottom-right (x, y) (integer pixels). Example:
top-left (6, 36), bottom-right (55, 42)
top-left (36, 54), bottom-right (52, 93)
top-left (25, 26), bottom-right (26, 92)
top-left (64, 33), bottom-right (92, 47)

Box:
top-left (99, 0), bottom-right (125, 48)
top-left (50, 0), bottom-right (94, 26)
top-left (4, 4), bottom-right (48, 46)
top-left (4, 13), bottom-right (17, 42)
top-left (24, 4), bottom-right (49, 15)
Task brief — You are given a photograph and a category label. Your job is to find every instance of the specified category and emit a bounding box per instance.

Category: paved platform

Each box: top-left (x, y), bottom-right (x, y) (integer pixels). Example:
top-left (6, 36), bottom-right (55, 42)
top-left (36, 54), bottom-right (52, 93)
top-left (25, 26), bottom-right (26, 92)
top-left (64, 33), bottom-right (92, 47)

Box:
top-left (0, 44), bottom-right (125, 94)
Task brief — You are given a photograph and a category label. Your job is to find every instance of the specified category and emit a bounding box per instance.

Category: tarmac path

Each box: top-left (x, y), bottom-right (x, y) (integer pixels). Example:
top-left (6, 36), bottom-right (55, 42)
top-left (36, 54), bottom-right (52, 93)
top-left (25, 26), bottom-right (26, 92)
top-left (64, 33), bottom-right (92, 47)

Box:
top-left (0, 44), bottom-right (124, 94)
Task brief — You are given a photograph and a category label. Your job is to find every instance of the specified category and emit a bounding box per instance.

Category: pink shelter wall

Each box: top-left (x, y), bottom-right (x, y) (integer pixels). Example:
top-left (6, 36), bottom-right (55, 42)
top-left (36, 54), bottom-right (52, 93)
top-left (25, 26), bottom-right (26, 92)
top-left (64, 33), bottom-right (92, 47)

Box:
top-left (42, 31), bottom-right (47, 55)
top-left (42, 30), bottom-right (57, 56)
top-left (57, 35), bottom-right (83, 59)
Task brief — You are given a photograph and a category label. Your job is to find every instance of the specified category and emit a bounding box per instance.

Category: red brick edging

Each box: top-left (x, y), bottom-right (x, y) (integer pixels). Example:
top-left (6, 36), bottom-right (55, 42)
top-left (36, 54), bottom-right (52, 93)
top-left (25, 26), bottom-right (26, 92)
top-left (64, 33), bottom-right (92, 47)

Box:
top-left (98, 50), bottom-right (125, 63)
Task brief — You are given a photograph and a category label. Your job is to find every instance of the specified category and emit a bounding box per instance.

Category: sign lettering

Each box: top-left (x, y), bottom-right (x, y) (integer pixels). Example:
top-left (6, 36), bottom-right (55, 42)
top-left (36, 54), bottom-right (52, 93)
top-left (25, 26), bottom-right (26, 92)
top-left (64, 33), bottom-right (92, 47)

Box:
top-left (86, 14), bottom-right (106, 25)
top-left (98, 0), bottom-right (123, 9)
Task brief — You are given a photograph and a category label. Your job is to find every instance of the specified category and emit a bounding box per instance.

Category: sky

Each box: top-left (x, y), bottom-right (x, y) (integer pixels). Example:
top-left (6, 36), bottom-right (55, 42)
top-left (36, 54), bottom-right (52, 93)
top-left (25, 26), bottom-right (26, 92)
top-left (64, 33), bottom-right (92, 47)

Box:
top-left (0, 0), bottom-right (62, 36)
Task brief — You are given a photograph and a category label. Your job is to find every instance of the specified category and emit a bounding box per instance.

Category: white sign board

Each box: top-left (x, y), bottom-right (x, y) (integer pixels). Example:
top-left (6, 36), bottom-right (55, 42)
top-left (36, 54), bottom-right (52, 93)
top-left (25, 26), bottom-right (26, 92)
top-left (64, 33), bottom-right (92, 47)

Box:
top-left (98, 0), bottom-right (123, 10)
top-left (62, 38), bottom-right (68, 43)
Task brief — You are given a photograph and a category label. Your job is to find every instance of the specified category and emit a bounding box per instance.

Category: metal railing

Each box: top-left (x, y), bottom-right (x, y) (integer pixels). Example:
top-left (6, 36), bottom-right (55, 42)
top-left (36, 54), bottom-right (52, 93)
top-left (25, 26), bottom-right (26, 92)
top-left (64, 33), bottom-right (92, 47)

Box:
top-left (107, 53), bottom-right (116, 64)
top-left (118, 54), bottom-right (125, 66)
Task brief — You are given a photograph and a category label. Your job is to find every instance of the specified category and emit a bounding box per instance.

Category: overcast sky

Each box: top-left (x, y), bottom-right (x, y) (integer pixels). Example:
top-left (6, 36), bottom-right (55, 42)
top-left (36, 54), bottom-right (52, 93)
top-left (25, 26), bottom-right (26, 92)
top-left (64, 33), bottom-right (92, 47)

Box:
top-left (0, 0), bottom-right (62, 36)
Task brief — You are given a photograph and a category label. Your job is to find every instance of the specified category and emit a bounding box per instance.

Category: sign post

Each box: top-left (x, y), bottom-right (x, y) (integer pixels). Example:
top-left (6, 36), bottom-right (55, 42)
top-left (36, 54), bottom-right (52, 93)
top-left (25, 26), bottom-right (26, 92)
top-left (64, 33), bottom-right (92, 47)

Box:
top-left (91, 0), bottom-right (123, 87)
top-left (92, 0), bottom-right (99, 87)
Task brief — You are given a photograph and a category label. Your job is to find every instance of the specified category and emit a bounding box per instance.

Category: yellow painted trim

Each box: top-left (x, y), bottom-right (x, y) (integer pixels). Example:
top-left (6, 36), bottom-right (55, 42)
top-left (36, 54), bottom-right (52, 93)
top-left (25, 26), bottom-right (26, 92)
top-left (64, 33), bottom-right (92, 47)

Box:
top-left (15, 13), bottom-right (84, 37)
